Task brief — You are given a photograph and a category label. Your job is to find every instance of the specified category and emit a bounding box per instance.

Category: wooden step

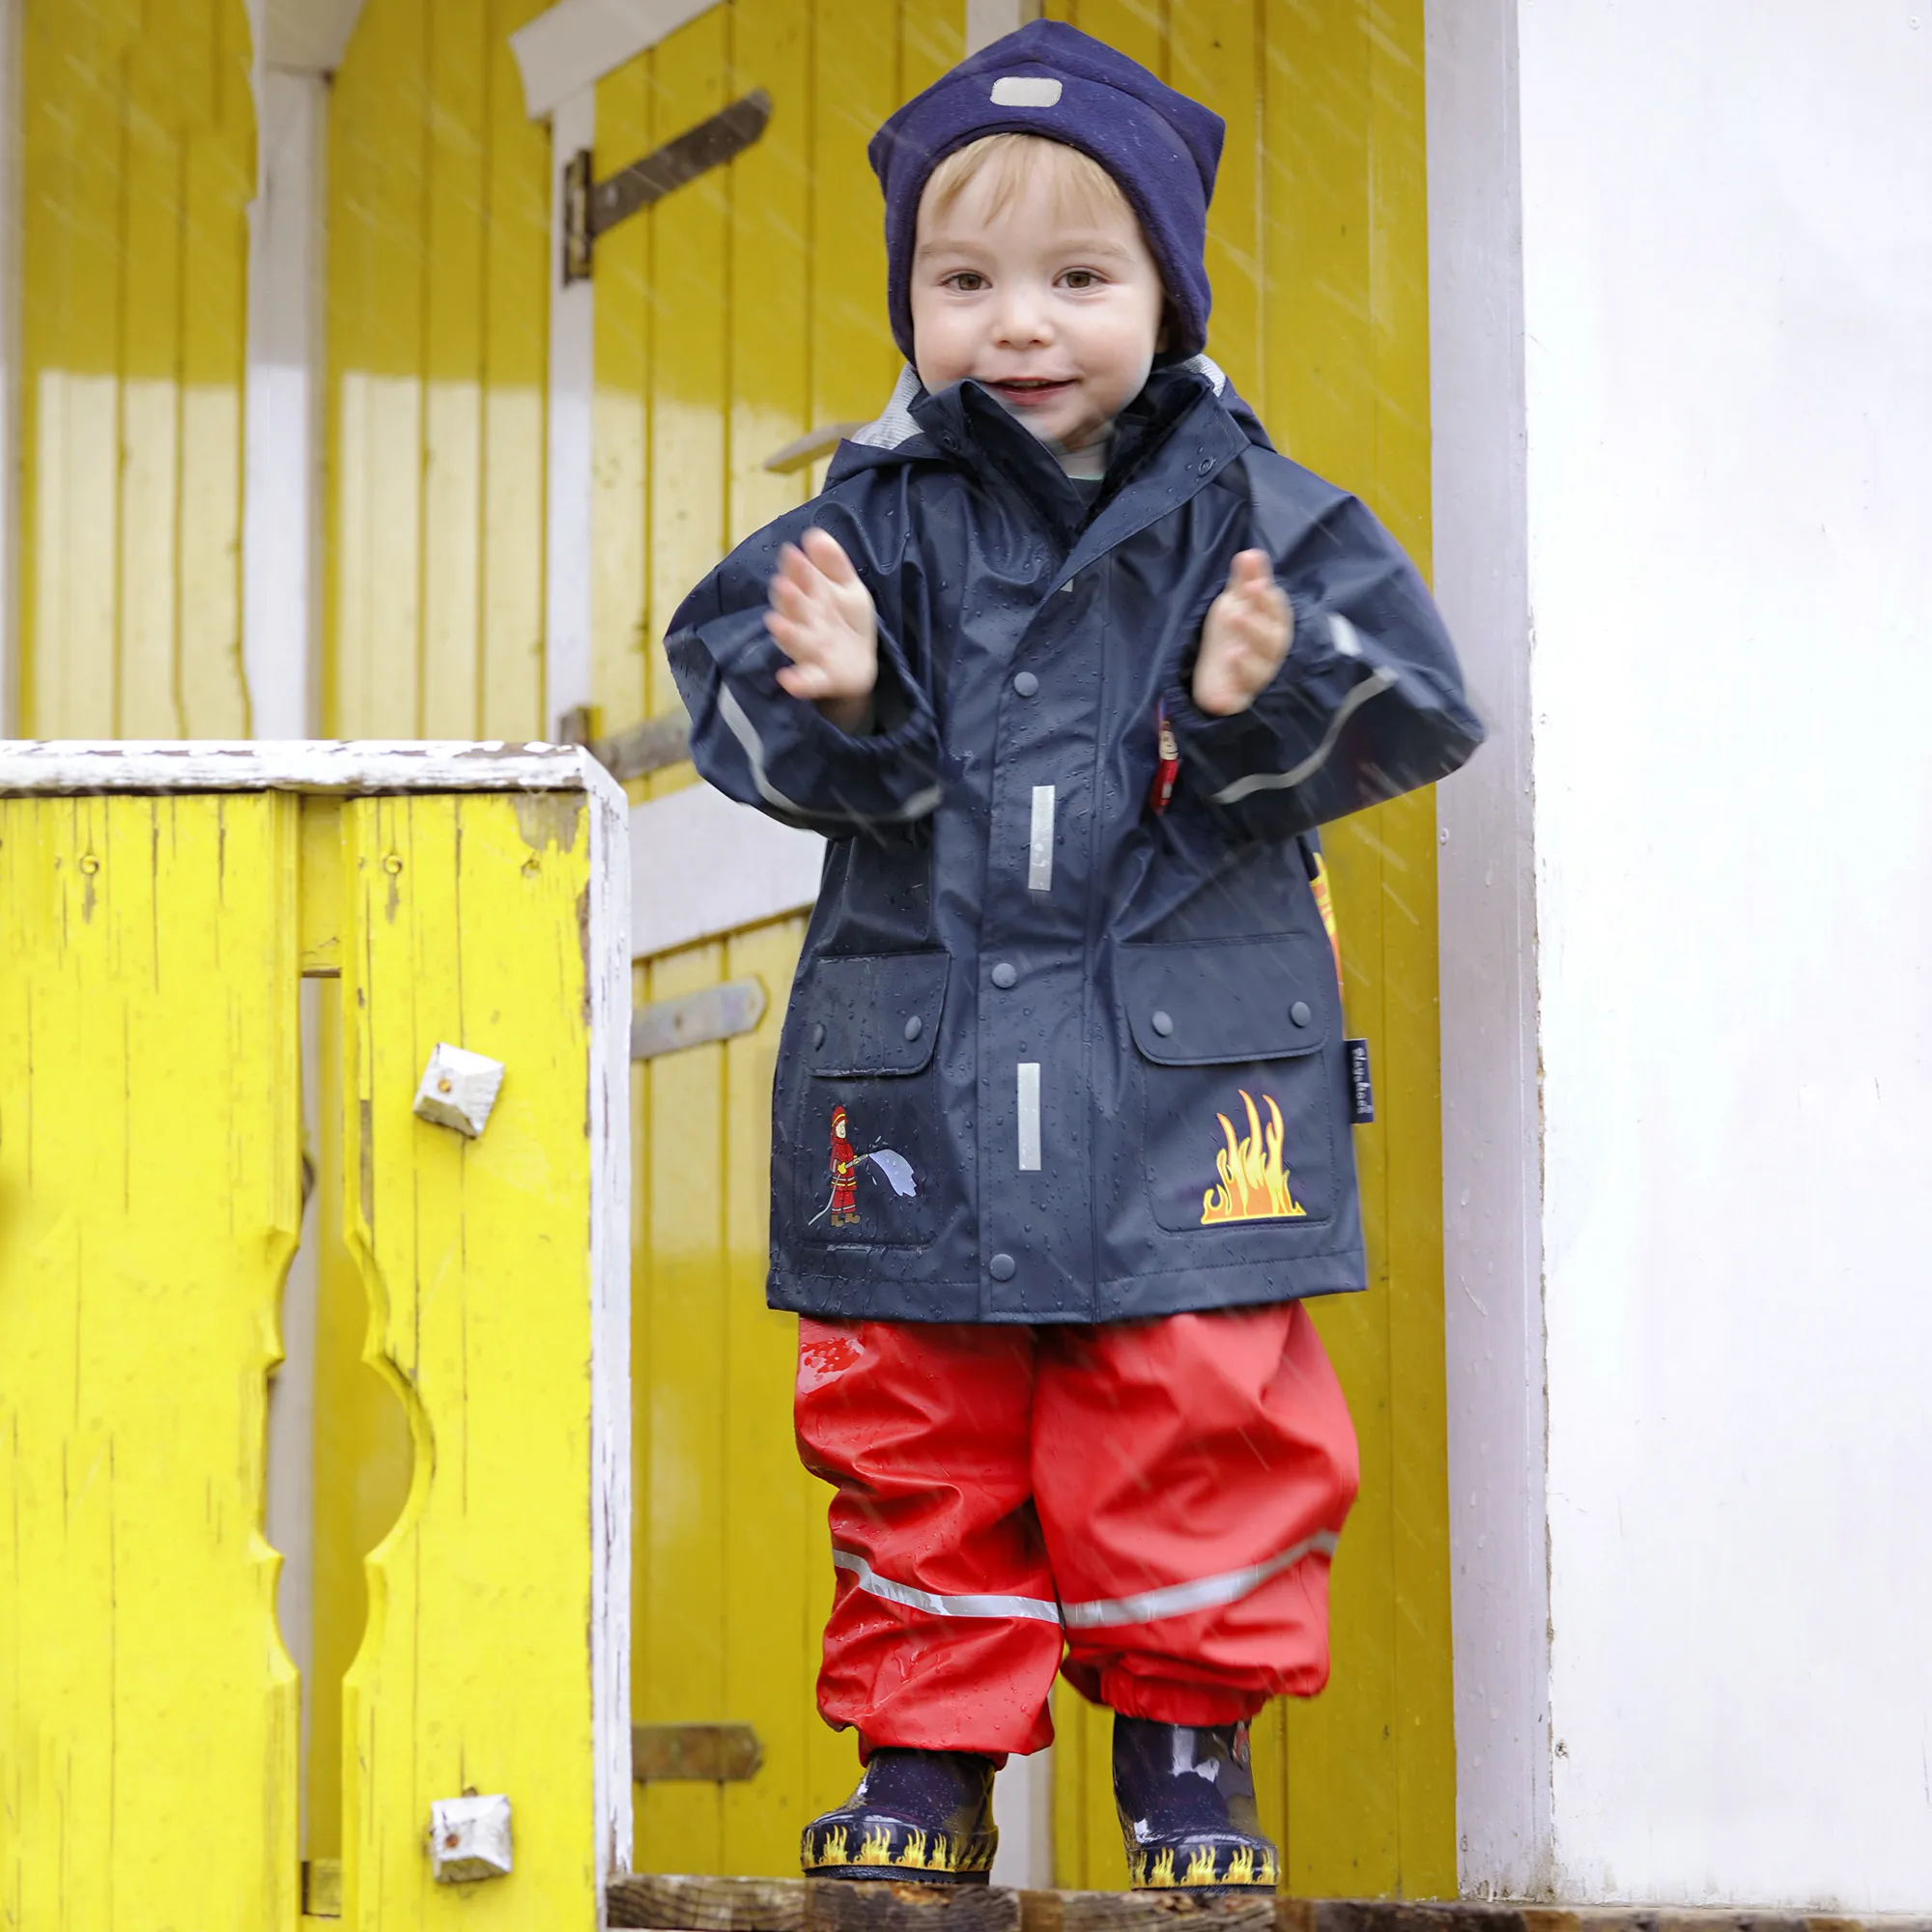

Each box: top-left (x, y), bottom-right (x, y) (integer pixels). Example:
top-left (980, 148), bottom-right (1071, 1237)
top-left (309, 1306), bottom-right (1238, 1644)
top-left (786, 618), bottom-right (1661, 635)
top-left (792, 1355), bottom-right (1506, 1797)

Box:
top-left (605, 1876), bottom-right (1932, 1932)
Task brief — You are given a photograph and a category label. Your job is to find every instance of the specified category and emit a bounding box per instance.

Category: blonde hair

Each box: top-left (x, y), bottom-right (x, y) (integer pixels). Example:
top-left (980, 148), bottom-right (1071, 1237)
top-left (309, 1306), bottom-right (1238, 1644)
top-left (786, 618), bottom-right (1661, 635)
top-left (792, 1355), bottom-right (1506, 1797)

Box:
top-left (921, 132), bottom-right (1134, 231)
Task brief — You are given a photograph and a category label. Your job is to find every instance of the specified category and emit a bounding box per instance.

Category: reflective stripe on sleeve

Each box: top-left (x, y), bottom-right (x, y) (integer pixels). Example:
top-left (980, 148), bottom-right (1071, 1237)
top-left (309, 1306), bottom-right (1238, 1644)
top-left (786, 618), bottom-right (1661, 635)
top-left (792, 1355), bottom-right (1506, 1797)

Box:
top-left (1059, 1530), bottom-right (1340, 1630)
top-left (1207, 661), bottom-right (1398, 808)
top-left (831, 1548), bottom-right (1064, 1624)
top-left (716, 684), bottom-right (942, 825)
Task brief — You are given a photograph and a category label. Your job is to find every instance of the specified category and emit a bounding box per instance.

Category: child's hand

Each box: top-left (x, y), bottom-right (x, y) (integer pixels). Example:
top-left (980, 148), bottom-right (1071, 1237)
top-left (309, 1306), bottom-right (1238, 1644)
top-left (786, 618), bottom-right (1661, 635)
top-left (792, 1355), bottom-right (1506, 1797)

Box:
top-left (766, 527), bottom-right (879, 734)
top-left (1192, 550), bottom-right (1293, 717)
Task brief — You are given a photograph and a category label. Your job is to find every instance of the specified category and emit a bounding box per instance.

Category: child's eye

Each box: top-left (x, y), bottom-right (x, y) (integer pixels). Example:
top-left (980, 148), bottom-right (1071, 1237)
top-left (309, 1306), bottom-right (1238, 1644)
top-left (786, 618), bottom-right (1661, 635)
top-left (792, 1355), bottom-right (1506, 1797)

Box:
top-left (946, 271), bottom-right (988, 292)
top-left (1061, 269), bottom-right (1105, 290)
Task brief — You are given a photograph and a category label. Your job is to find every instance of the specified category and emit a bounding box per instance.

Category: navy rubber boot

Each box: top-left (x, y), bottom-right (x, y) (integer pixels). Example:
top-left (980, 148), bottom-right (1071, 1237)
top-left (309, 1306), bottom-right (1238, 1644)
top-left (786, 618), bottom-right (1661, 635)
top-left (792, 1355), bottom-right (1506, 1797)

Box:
top-left (1112, 1716), bottom-right (1279, 1889)
top-left (801, 1748), bottom-right (998, 1883)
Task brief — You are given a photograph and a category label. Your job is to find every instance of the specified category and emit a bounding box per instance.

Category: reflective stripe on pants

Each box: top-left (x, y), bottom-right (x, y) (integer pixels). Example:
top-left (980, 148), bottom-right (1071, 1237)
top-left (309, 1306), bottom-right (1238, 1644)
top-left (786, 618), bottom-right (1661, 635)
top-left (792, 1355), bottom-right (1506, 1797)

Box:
top-left (794, 1303), bottom-right (1359, 1754)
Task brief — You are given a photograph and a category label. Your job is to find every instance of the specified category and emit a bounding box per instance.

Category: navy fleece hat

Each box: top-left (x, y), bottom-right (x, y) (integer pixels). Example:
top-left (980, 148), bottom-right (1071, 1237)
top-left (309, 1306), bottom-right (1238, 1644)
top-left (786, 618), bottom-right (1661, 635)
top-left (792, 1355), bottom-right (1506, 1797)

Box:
top-left (868, 20), bottom-right (1225, 363)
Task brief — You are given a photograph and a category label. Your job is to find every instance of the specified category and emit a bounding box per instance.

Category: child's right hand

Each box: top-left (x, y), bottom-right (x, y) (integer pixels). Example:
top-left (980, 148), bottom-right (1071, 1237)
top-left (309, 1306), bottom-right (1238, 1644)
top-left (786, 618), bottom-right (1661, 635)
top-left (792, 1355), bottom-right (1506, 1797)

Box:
top-left (766, 527), bottom-right (879, 734)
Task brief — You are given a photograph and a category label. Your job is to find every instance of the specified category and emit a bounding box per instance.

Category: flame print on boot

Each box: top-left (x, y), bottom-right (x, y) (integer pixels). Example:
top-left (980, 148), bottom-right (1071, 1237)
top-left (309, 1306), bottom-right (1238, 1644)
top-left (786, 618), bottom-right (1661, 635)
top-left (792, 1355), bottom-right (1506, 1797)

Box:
top-left (1114, 1716), bottom-right (1280, 1890)
top-left (801, 1748), bottom-right (998, 1884)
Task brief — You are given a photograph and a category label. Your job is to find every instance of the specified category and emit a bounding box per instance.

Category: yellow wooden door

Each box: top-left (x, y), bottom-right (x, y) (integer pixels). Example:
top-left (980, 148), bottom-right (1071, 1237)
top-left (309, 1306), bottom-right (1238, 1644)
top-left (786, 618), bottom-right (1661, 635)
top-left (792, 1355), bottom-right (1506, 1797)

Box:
top-left (605, 0), bottom-right (1455, 1895)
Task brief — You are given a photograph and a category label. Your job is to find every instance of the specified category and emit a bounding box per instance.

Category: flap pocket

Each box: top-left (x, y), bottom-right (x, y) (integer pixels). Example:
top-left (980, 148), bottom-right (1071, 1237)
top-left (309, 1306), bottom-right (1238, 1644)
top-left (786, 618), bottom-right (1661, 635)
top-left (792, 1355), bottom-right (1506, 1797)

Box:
top-left (1122, 936), bottom-right (1332, 1065)
top-left (803, 952), bottom-right (949, 1077)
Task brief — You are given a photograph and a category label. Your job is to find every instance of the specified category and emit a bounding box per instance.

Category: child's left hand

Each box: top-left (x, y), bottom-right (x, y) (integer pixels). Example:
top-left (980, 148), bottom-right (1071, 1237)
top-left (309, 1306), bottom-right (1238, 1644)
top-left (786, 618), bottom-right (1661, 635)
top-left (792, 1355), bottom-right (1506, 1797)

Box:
top-left (1193, 550), bottom-right (1293, 717)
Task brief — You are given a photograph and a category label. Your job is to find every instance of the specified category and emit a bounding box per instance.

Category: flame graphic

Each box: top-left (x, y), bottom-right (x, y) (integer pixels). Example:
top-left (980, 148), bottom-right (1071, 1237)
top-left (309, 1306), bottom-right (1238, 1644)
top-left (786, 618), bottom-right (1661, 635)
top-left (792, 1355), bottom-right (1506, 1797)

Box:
top-left (1225, 1847), bottom-right (1256, 1885)
top-left (856, 1825), bottom-right (894, 1865)
top-left (1201, 1091), bottom-right (1307, 1224)
top-left (1146, 1848), bottom-right (1177, 1888)
top-left (816, 1827), bottom-right (848, 1867)
top-left (895, 1829), bottom-right (928, 1870)
top-left (1182, 1846), bottom-right (1219, 1885)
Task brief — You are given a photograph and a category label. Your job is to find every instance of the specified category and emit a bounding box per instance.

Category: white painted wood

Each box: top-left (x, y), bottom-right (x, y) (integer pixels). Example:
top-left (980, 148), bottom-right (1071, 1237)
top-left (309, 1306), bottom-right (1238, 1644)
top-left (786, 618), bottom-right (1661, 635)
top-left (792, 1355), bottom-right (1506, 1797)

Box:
top-left (989, 1746), bottom-right (1054, 1889)
top-left (1432, 0), bottom-right (1932, 1907)
top-left (252, 0), bottom-right (366, 71)
top-left (630, 781), bottom-right (823, 959)
top-left (242, 67), bottom-right (325, 739)
top-left (1423, 0), bottom-right (1551, 1901)
top-left (0, 0), bottom-right (19, 736)
top-left (965, 0), bottom-right (1037, 56)
top-left (427, 1793), bottom-right (514, 1884)
top-left (510, 0), bottom-right (723, 122)
top-left (0, 741), bottom-right (625, 813)
top-left (412, 1044), bottom-right (508, 1139)
top-left (546, 87), bottom-right (595, 738)
top-left (584, 748), bottom-right (636, 1896)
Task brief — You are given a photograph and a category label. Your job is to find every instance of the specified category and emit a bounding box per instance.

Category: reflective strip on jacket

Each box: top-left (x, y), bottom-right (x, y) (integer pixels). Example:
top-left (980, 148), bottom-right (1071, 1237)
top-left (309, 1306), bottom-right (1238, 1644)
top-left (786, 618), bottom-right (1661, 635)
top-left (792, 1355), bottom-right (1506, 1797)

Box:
top-left (665, 358), bottom-right (1483, 1324)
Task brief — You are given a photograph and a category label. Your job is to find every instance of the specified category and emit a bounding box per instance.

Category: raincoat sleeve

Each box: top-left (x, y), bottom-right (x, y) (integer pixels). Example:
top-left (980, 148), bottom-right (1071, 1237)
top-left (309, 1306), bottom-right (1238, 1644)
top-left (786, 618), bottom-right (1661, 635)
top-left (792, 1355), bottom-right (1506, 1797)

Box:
top-left (1164, 452), bottom-right (1484, 840)
top-left (663, 492), bottom-right (942, 834)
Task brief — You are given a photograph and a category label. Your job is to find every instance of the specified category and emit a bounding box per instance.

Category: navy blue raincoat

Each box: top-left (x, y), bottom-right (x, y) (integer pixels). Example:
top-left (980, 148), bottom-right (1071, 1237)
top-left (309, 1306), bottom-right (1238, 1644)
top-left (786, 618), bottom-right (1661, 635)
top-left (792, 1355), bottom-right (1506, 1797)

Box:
top-left (666, 359), bottom-right (1481, 1324)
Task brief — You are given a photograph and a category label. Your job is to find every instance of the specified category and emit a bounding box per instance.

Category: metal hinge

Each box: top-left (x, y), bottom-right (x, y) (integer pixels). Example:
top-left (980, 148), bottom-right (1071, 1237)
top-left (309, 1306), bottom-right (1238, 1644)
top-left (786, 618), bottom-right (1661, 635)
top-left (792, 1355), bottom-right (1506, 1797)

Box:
top-left (632, 979), bottom-right (767, 1062)
top-left (632, 1721), bottom-right (763, 1783)
top-left (562, 89), bottom-right (773, 285)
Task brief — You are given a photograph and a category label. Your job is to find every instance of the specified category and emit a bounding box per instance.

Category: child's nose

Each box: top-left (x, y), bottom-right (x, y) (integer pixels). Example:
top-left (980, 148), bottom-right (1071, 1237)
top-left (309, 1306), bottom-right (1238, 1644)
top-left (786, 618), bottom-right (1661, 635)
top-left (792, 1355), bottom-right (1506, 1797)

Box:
top-left (990, 284), bottom-right (1054, 348)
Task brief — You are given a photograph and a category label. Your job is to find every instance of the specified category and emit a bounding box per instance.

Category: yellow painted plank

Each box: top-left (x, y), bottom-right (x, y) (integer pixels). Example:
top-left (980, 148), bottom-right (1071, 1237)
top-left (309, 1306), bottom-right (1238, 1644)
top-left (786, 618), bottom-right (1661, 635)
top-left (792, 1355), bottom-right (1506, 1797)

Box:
top-left (900, 0), bottom-right (965, 100)
top-left (337, 792), bottom-right (600, 1928)
top-left (642, 8), bottom-right (730, 762)
top-left (479, 0), bottom-right (554, 741)
top-left (176, 79), bottom-right (254, 738)
top-left (810, 0), bottom-right (901, 432)
top-left (420, 0), bottom-right (487, 739)
top-left (0, 793), bottom-right (301, 1930)
top-left (20, 11), bottom-right (123, 734)
top-left (1063, 0), bottom-right (1166, 78)
top-left (1170, 0), bottom-right (1264, 407)
top-left (726, 0), bottom-right (811, 552)
top-left (591, 36), bottom-right (654, 738)
top-left (635, 938), bottom-right (731, 1873)
top-left (327, 0), bottom-right (427, 736)
top-left (116, 60), bottom-right (185, 736)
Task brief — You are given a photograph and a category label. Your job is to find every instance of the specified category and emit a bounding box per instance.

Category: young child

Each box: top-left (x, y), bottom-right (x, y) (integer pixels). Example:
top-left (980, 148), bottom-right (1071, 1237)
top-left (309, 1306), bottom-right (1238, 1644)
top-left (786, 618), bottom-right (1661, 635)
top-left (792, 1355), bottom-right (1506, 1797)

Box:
top-left (667, 21), bottom-right (1481, 1891)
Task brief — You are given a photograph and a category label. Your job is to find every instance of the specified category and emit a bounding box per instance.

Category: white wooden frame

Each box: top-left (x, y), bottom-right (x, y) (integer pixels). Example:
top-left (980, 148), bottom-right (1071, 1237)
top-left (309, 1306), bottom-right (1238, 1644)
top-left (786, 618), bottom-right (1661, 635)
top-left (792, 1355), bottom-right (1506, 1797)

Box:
top-left (1424, 0), bottom-right (1550, 1895)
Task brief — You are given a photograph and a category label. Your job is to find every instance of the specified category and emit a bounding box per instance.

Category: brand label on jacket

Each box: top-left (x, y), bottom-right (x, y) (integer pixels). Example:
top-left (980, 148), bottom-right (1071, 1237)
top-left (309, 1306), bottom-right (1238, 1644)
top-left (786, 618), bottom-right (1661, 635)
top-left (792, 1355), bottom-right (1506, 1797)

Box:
top-left (1345, 1039), bottom-right (1375, 1125)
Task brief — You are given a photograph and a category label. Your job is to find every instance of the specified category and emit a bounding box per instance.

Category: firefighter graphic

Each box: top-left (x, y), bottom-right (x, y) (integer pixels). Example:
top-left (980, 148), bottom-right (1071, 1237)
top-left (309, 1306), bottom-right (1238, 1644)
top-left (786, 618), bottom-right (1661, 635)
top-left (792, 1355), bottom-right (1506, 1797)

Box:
top-left (811, 1105), bottom-right (918, 1230)
top-left (828, 1105), bottom-right (860, 1228)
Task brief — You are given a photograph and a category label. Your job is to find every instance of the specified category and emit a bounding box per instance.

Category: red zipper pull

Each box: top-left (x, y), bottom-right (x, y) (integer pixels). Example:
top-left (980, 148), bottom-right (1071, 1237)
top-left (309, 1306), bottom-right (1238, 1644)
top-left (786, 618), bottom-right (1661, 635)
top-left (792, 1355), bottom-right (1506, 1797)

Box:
top-left (1149, 704), bottom-right (1179, 814)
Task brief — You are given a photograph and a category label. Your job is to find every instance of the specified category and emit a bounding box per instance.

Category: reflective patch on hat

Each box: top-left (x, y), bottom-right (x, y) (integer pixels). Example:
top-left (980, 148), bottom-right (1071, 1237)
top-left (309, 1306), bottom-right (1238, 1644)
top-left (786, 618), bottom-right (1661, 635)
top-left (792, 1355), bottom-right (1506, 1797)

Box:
top-left (990, 76), bottom-right (1062, 106)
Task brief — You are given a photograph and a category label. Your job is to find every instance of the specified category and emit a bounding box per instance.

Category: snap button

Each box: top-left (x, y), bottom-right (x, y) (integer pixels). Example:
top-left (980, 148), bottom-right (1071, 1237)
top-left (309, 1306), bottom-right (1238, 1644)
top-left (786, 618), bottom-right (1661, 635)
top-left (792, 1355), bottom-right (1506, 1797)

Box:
top-left (988, 1252), bottom-right (1016, 1282)
top-left (903, 1015), bottom-right (923, 1042)
top-left (1062, 577), bottom-right (1075, 593)
top-left (1012, 670), bottom-right (1038, 697)
top-left (812, 1022), bottom-right (827, 1048)
top-left (991, 962), bottom-right (1018, 989)
top-left (1291, 1001), bottom-right (1312, 1027)
top-left (1151, 1010), bottom-right (1174, 1037)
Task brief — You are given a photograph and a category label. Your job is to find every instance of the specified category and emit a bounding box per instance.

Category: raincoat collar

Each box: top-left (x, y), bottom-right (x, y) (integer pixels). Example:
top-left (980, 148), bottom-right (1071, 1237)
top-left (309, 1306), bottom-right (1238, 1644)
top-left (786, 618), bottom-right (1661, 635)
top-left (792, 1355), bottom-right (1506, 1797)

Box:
top-left (831, 357), bottom-right (1258, 569)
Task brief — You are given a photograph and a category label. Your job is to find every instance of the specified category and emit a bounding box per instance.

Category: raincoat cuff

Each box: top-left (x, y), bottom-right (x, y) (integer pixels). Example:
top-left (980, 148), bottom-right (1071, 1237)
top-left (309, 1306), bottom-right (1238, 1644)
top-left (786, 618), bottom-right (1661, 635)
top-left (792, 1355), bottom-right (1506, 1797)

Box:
top-left (1163, 592), bottom-right (1340, 748)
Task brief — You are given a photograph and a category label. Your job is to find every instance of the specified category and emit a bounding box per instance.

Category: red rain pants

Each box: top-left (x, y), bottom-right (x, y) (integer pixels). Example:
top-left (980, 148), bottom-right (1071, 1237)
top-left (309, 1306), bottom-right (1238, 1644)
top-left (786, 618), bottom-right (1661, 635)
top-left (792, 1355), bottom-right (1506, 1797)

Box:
top-left (795, 1303), bottom-right (1358, 1756)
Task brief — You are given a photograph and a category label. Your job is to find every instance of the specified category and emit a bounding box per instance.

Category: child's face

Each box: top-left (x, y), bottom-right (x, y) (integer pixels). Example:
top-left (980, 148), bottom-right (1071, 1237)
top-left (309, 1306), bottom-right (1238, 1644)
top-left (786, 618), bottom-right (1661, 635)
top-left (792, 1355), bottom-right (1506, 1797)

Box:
top-left (909, 161), bottom-right (1165, 454)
